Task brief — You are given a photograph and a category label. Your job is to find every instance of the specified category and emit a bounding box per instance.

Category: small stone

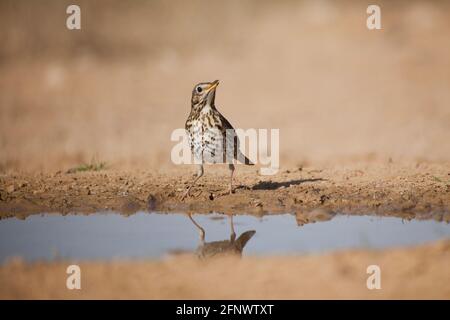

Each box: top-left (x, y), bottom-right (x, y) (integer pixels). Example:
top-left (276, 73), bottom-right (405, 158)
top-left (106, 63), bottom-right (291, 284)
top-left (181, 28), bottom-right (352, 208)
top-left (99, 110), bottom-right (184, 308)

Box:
top-left (6, 185), bottom-right (15, 193)
top-left (19, 181), bottom-right (27, 188)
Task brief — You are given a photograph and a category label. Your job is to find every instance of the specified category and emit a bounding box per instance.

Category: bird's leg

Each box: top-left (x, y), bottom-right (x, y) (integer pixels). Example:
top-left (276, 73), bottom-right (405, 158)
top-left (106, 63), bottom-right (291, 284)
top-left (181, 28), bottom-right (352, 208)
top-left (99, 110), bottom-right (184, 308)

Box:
top-left (229, 214), bottom-right (236, 242)
top-left (187, 213), bottom-right (205, 244)
top-left (181, 164), bottom-right (204, 200)
top-left (228, 163), bottom-right (235, 194)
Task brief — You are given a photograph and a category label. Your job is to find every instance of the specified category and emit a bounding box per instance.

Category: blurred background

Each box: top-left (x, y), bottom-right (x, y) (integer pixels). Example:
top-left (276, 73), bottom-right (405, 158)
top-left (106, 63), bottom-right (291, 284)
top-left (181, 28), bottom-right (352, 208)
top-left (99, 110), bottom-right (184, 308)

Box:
top-left (0, 0), bottom-right (449, 171)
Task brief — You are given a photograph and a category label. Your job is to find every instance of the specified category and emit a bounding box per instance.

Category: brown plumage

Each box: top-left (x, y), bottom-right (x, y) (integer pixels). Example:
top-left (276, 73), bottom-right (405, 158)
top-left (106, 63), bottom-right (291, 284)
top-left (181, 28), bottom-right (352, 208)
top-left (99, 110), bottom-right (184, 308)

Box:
top-left (182, 80), bottom-right (253, 200)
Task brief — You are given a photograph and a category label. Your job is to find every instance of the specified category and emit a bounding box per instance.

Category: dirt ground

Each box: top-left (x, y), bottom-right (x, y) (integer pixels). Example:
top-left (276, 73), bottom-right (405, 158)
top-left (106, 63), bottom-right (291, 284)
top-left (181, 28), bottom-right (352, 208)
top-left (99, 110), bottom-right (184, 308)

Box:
top-left (0, 163), bottom-right (449, 219)
top-left (1, 240), bottom-right (449, 299)
top-left (0, 1), bottom-right (449, 299)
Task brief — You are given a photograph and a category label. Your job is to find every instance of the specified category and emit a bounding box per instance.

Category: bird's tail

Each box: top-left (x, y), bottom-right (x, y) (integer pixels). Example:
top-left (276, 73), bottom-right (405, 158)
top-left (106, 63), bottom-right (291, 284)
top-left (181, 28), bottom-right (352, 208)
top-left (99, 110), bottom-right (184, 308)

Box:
top-left (239, 153), bottom-right (254, 166)
top-left (235, 230), bottom-right (256, 251)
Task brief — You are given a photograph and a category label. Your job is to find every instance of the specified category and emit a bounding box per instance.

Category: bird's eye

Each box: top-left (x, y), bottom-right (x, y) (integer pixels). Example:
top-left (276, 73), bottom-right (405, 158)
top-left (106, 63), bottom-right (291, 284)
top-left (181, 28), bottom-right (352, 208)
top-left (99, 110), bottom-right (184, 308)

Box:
top-left (196, 86), bottom-right (203, 93)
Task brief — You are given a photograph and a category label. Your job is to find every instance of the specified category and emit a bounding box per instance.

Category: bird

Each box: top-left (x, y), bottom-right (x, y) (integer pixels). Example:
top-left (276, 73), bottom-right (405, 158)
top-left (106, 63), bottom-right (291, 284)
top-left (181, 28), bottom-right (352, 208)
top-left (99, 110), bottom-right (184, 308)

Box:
top-left (182, 80), bottom-right (253, 200)
top-left (187, 213), bottom-right (256, 259)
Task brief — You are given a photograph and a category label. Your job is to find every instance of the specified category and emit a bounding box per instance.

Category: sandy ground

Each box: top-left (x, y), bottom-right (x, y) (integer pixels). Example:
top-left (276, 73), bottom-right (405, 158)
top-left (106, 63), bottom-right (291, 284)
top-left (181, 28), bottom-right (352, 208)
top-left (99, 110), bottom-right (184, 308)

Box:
top-left (0, 163), bottom-right (449, 219)
top-left (1, 1), bottom-right (449, 299)
top-left (1, 240), bottom-right (449, 299)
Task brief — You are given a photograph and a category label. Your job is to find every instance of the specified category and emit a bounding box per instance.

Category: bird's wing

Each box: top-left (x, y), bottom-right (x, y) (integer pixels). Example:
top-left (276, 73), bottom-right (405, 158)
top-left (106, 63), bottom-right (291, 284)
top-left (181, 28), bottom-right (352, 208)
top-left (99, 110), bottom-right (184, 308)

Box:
top-left (219, 113), bottom-right (254, 165)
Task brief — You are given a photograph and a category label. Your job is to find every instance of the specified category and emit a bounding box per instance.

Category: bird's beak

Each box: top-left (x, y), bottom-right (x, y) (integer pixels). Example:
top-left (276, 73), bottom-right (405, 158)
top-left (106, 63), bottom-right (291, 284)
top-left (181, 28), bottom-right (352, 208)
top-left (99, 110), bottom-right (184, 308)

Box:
top-left (206, 80), bottom-right (219, 93)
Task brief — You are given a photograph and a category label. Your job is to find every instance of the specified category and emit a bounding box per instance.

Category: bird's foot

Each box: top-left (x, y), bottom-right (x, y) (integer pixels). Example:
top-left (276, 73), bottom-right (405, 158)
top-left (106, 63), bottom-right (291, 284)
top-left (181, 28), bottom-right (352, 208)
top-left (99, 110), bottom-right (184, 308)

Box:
top-left (216, 188), bottom-right (235, 197)
top-left (180, 188), bottom-right (202, 201)
top-left (193, 190), bottom-right (202, 197)
top-left (180, 190), bottom-right (190, 201)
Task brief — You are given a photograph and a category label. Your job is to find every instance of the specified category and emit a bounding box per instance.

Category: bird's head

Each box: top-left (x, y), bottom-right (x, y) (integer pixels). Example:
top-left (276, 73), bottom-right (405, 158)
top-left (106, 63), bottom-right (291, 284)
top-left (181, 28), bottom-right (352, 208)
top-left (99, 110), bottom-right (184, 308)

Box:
top-left (191, 80), bottom-right (219, 107)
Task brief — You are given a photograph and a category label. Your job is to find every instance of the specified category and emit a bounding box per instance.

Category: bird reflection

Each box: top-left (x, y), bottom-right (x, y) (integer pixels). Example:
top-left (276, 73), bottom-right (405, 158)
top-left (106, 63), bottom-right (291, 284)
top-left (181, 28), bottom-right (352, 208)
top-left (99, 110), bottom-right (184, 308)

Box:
top-left (187, 213), bottom-right (256, 259)
top-left (295, 209), bottom-right (336, 226)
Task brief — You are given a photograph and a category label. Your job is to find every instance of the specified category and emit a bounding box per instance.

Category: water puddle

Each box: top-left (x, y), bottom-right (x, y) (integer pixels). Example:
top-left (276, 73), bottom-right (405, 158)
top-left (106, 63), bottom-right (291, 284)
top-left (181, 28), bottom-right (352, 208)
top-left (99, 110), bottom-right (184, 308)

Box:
top-left (0, 212), bottom-right (449, 262)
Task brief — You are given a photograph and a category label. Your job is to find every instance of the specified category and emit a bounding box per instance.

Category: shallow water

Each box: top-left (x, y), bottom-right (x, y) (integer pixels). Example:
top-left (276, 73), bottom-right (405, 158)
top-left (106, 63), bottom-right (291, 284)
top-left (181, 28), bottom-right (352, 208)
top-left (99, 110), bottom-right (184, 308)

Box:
top-left (0, 212), bottom-right (449, 262)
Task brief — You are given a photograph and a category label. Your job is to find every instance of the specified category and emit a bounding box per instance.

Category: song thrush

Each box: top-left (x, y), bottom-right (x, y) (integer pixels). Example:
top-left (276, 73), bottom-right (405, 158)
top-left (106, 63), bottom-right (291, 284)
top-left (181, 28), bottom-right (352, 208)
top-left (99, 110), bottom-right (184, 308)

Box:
top-left (182, 80), bottom-right (253, 200)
